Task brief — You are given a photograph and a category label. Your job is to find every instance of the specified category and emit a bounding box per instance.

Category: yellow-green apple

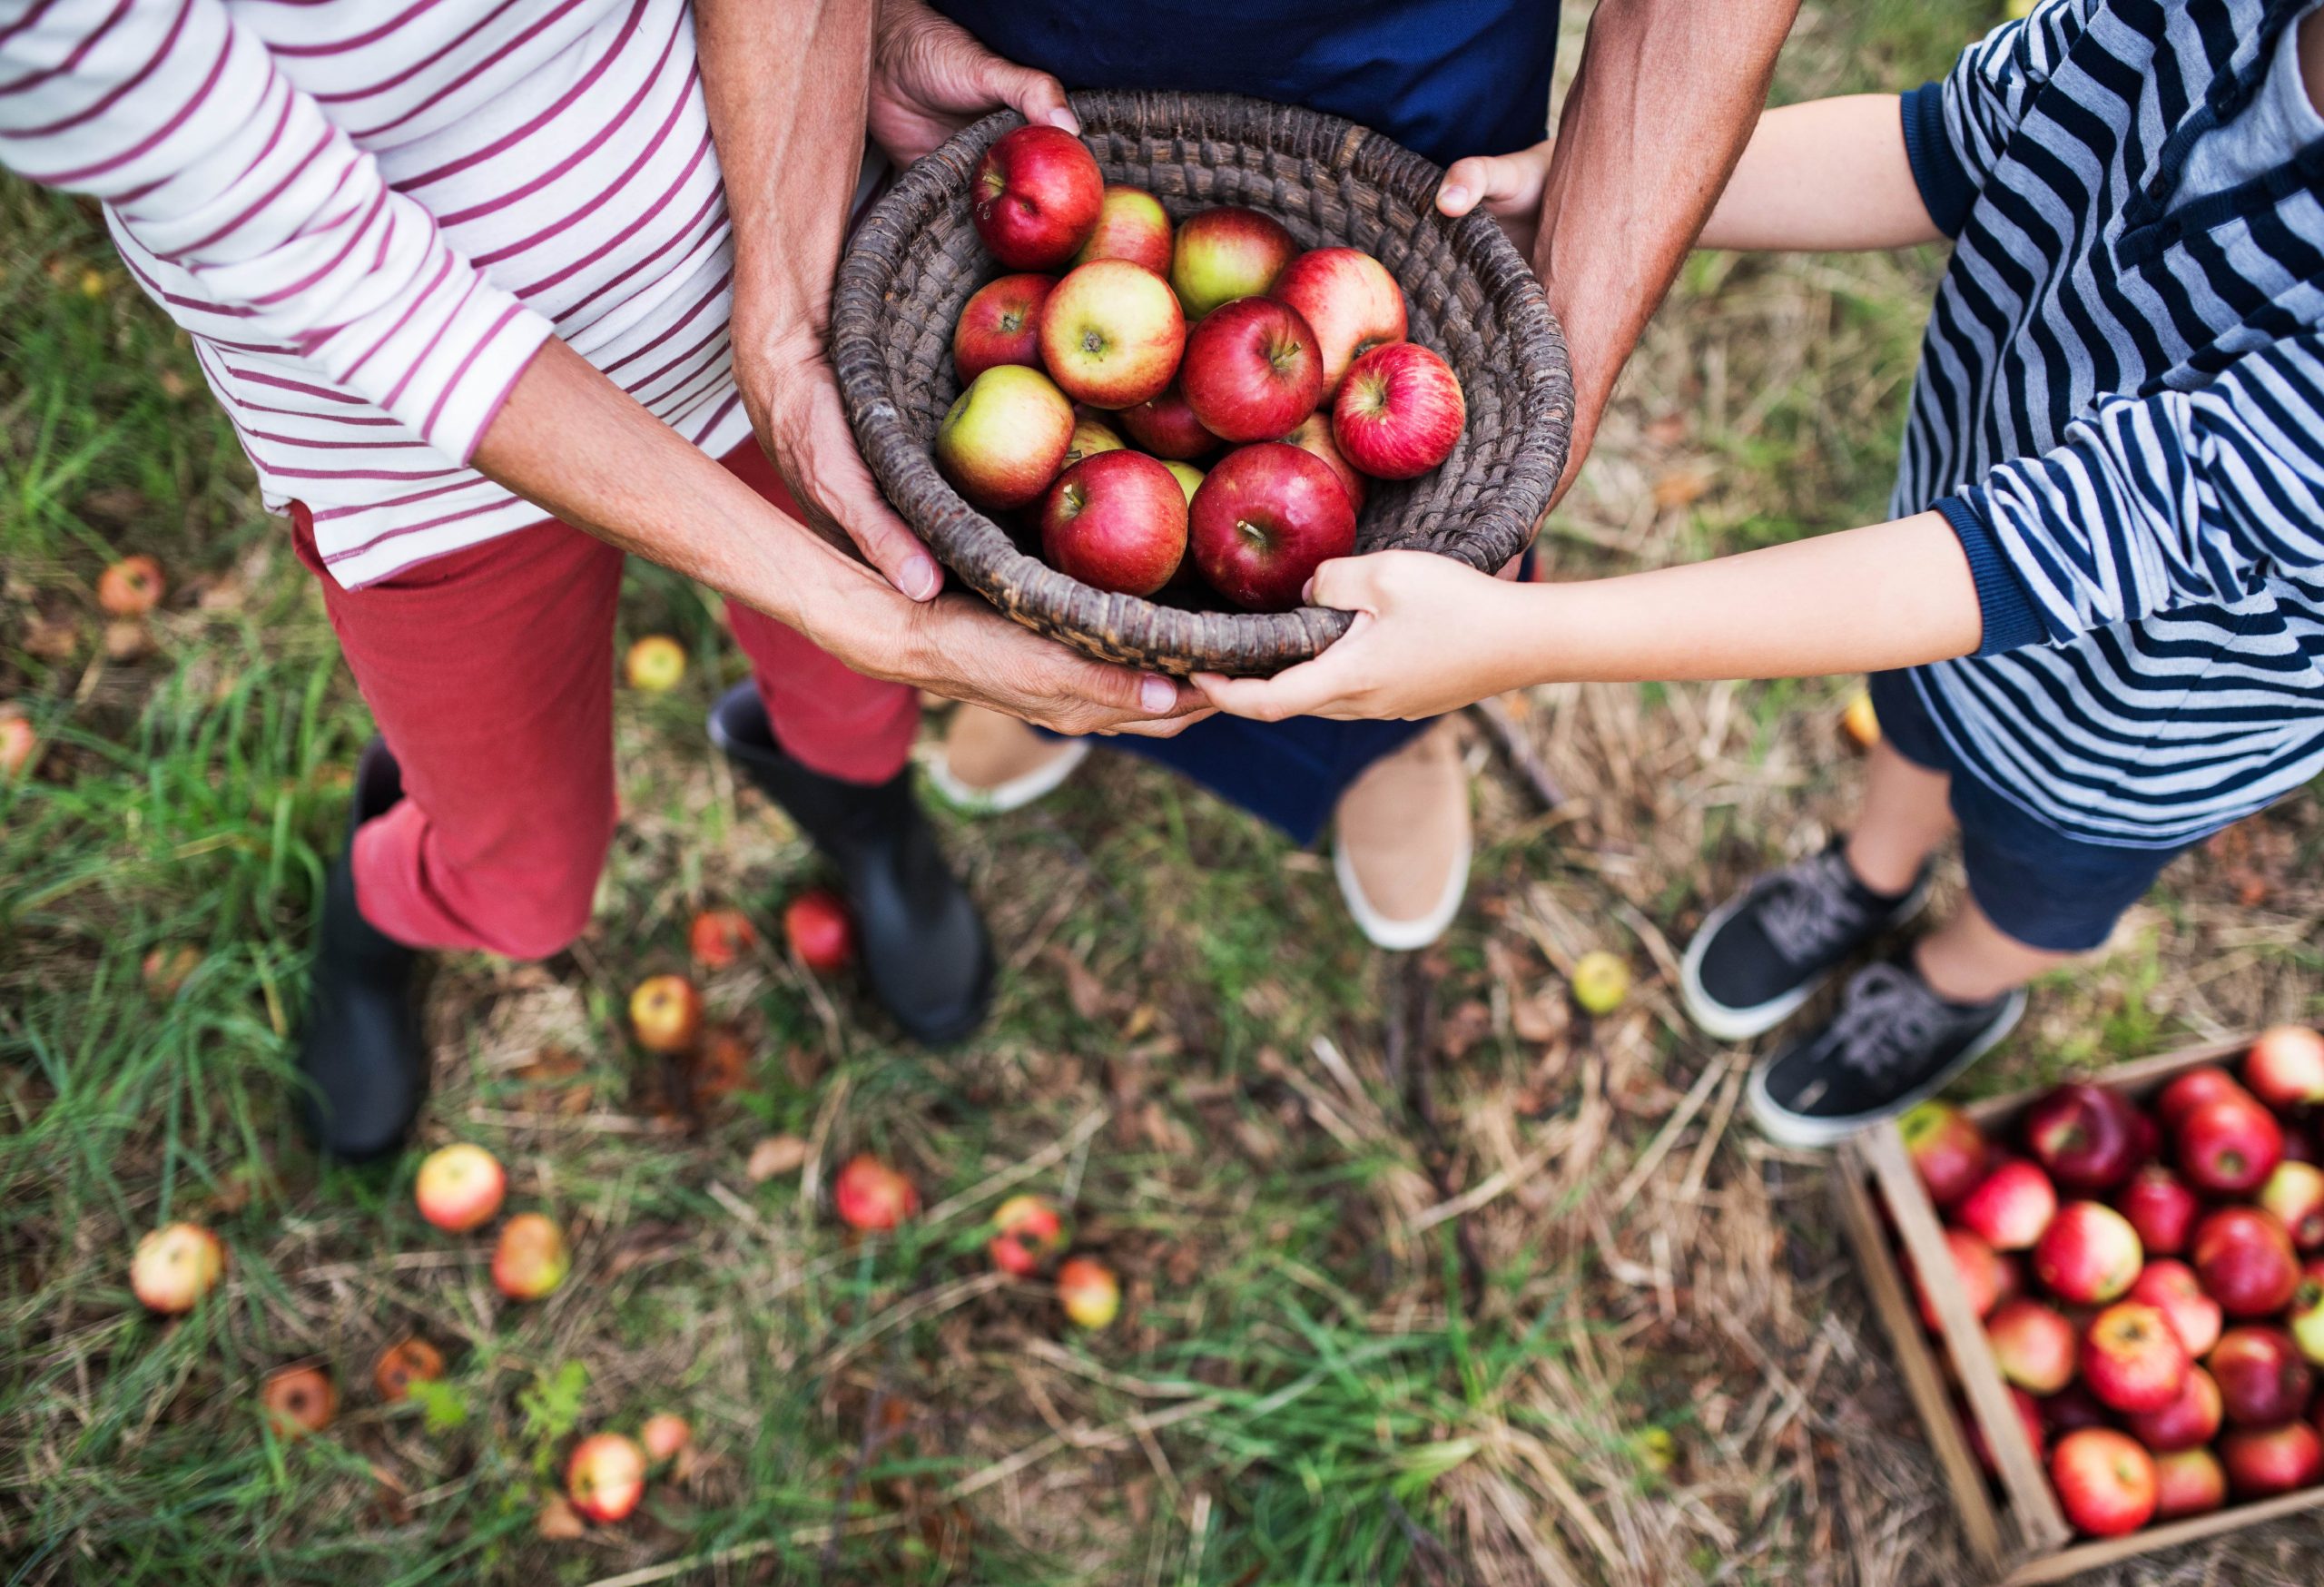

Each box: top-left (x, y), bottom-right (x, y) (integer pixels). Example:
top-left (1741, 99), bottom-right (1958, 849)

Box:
top-left (1570, 951), bottom-right (1631, 1016)
top-left (2113, 1165), bottom-right (2201, 1257)
top-left (1071, 184), bottom-right (1172, 274)
top-left (935, 364), bottom-right (1075, 511)
top-left (2156, 1065), bottom-right (2250, 1130)
top-left (2260, 1160), bottom-right (2324, 1250)
top-left (987, 1193), bottom-right (1068, 1277)
top-left (1957, 1158), bottom-right (2058, 1250)
top-left (1269, 247), bottom-right (1407, 397)
top-left (97, 553), bottom-right (164, 616)
top-left (1187, 442), bottom-right (1356, 612)
top-left (1179, 297), bottom-right (1322, 442)
top-left (2024, 1082), bottom-right (2142, 1195)
top-left (833, 1154), bottom-right (919, 1232)
top-left (627, 973), bottom-right (703, 1054)
top-left (1057, 1255), bottom-right (1120, 1330)
top-left (1040, 450), bottom-right (1187, 596)
top-left (1160, 460), bottom-right (1204, 505)
top-left (2079, 1302), bottom-right (2190, 1414)
top-left (971, 125), bottom-right (1103, 271)
top-left (131, 1221), bottom-right (224, 1314)
top-left (2127, 1258), bottom-right (2221, 1356)
top-left (2151, 1447), bottom-right (2228, 1520)
top-left (1901, 1101), bottom-right (1990, 1208)
top-left (1907, 1227), bottom-right (2009, 1331)
top-left (566, 1432), bottom-right (648, 1523)
top-left (1333, 341), bottom-right (1464, 478)
top-left (2292, 1260), bottom-right (2324, 1365)
top-left (782, 887), bottom-right (853, 972)
top-left (2049, 1428), bottom-right (2157, 1537)
top-left (2193, 1206), bottom-right (2301, 1316)
top-left (492, 1212), bottom-right (570, 1300)
top-left (952, 272), bottom-right (1055, 383)
top-left (1117, 384), bottom-right (1219, 459)
top-left (414, 1142), bottom-right (506, 1233)
top-left (624, 635), bottom-right (684, 692)
top-left (1169, 205), bottom-right (1296, 319)
top-left (640, 1413), bottom-right (691, 1464)
top-left (2219, 1420), bottom-right (2323, 1497)
top-left (2245, 1024), bottom-right (2324, 1111)
top-left (261, 1364), bottom-right (337, 1439)
top-left (2123, 1363), bottom-right (2221, 1452)
top-left (687, 906), bottom-right (756, 971)
top-left (1038, 260), bottom-right (1185, 410)
top-left (1961, 1385), bottom-right (2045, 1474)
top-left (1062, 412), bottom-right (1126, 469)
top-left (1281, 412), bottom-right (1367, 514)
top-left (372, 1337), bottom-right (445, 1403)
top-left (0, 715), bottom-right (37, 778)
top-left (1987, 1297), bottom-right (2077, 1394)
top-left (2033, 1201), bottom-right (2143, 1305)
top-left (2177, 1094), bottom-right (2283, 1196)
top-left (2210, 1325), bottom-right (2313, 1424)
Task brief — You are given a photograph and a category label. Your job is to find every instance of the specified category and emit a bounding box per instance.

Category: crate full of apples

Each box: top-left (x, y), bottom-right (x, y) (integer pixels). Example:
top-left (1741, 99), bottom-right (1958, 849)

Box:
top-left (1837, 1027), bottom-right (2324, 1582)
top-left (936, 125), bottom-right (1463, 613)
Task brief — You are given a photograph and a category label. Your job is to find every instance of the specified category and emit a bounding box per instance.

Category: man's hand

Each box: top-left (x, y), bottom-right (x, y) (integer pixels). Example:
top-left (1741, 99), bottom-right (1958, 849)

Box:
top-left (902, 595), bottom-right (1212, 738)
top-left (869, 0), bottom-right (1078, 167)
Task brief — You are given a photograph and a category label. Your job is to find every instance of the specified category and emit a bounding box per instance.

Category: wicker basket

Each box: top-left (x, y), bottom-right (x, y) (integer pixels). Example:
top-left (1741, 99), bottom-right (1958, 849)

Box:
top-left (832, 90), bottom-right (1573, 676)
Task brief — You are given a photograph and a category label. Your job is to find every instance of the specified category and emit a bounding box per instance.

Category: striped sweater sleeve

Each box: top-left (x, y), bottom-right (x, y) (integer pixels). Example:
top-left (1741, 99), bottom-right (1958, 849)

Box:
top-left (0, 0), bottom-right (554, 464)
top-left (1935, 333), bottom-right (2324, 656)
top-left (1902, 1), bottom-right (2083, 236)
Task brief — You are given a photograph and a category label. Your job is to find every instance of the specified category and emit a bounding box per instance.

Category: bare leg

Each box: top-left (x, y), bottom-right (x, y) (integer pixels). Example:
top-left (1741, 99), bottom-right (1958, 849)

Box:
top-left (1913, 893), bottom-right (2074, 1004)
top-left (1843, 740), bottom-right (1956, 895)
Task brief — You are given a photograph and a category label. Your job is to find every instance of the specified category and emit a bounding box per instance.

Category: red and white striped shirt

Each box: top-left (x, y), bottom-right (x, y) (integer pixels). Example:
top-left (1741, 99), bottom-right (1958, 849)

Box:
top-left (0, 0), bottom-right (762, 586)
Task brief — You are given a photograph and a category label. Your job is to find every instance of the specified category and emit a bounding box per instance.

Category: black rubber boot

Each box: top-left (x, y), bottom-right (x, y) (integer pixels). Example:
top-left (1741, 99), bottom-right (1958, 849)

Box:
top-left (297, 739), bottom-right (428, 1160)
top-left (709, 682), bottom-right (993, 1046)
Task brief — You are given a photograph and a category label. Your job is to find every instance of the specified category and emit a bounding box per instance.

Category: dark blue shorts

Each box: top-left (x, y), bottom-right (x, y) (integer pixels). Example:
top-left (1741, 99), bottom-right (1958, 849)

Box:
top-left (1868, 669), bottom-right (2193, 953)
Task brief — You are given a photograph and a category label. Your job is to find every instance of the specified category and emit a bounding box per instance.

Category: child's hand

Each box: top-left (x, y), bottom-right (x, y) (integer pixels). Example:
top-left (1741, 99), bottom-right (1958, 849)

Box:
top-left (1191, 551), bottom-right (1525, 722)
top-left (1436, 139), bottom-right (1556, 256)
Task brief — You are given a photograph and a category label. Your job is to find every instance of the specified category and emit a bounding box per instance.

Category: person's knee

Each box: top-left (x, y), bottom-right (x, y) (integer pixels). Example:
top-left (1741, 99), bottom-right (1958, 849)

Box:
top-left (459, 842), bottom-right (607, 961)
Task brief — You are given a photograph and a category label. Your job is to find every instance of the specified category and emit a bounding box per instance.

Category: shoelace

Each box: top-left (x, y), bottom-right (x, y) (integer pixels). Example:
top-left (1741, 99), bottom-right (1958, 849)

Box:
top-left (1756, 851), bottom-right (1871, 964)
top-left (1827, 962), bottom-right (1946, 1080)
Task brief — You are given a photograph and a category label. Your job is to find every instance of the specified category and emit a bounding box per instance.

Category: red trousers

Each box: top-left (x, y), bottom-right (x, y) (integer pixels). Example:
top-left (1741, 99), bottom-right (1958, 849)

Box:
top-left (290, 442), bottom-right (919, 960)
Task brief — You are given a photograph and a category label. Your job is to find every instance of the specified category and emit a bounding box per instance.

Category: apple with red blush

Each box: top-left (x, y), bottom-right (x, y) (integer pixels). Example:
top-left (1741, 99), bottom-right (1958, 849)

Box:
top-left (1115, 385), bottom-right (1218, 460)
top-left (2219, 1420), bottom-right (2324, 1498)
top-left (2023, 1081), bottom-right (2142, 1195)
top-left (936, 365), bottom-right (1075, 511)
top-left (2191, 1206), bottom-right (2302, 1317)
top-left (1187, 442), bottom-right (1356, 613)
top-left (2113, 1164), bottom-right (2201, 1257)
top-left (2177, 1093), bottom-right (2284, 1197)
top-left (2151, 1447), bottom-right (2228, 1520)
top-left (1039, 260), bottom-right (1186, 410)
top-left (1901, 1101), bottom-right (1990, 1209)
top-left (972, 125), bottom-right (1103, 271)
top-left (953, 273), bottom-right (1055, 383)
top-left (2127, 1259), bottom-right (2222, 1357)
top-left (2259, 1159), bottom-right (2324, 1251)
top-left (2049, 1428), bottom-right (2158, 1537)
top-left (1180, 297), bottom-right (1323, 442)
top-left (1332, 341), bottom-right (1464, 479)
top-left (2122, 1364), bottom-right (2221, 1452)
top-left (1169, 205), bottom-right (1297, 320)
top-left (2032, 1201), bottom-right (2144, 1306)
top-left (2245, 1024), bottom-right (2324, 1112)
top-left (1268, 247), bottom-right (1407, 397)
top-left (2079, 1302), bottom-right (2191, 1414)
top-left (2155, 1065), bottom-right (2251, 1130)
top-left (1986, 1297), bottom-right (2078, 1395)
top-left (1957, 1158), bottom-right (2058, 1251)
top-left (1071, 184), bottom-right (1172, 274)
top-left (1039, 449), bottom-right (1188, 597)
top-left (2209, 1325), bottom-right (2314, 1425)
top-left (1909, 1227), bottom-right (2011, 1331)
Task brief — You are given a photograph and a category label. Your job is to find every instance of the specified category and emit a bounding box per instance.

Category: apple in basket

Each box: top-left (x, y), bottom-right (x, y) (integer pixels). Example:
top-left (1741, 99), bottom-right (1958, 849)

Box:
top-left (1072, 184), bottom-right (1173, 274)
top-left (953, 273), bottom-right (1054, 383)
top-left (1116, 384), bottom-right (1219, 460)
top-left (1188, 442), bottom-right (1357, 613)
top-left (1039, 450), bottom-right (1189, 598)
top-left (935, 365), bottom-right (1075, 511)
top-left (1169, 205), bottom-right (1297, 320)
top-left (1280, 412), bottom-right (1368, 514)
top-left (1180, 298), bottom-right (1324, 443)
top-left (1038, 260), bottom-right (1186, 410)
top-left (1270, 247), bottom-right (1407, 397)
top-left (1333, 341), bottom-right (1464, 478)
top-left (971, 125), bottom-right (1103, 271)
top-left (1061, 413), bottom-right (1126, 470)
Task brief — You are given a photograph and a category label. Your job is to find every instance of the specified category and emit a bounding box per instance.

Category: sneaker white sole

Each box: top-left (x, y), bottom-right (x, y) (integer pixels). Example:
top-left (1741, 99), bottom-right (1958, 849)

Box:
top-left (1334, 829), bottom-right (1472, 952)
top-left (918, 736), bottom-right (1090, 815)
top-left (1677, 872), bottom-right (1932, 1043)
top-left (1745, 985), bottom-right (2027, 1148)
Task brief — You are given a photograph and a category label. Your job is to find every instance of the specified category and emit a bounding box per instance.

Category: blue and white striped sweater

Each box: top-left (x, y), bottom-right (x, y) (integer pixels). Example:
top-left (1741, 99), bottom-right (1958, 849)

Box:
top-left (1892, 0), bottom-right (2324, 847)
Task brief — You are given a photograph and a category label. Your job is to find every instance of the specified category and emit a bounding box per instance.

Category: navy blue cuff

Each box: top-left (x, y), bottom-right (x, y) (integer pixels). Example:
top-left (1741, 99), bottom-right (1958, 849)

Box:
top-left (1901, 81), bottom-right (1974, 239)
top-left (1935, 493), bottom-right (2045, 656)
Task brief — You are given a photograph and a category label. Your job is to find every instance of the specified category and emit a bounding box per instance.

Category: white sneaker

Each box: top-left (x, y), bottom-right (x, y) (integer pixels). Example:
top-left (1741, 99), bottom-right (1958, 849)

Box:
top-left (920, 705), bottom-right (1090, 814)
top-left (1330, 722), bottom-right (1472, 951)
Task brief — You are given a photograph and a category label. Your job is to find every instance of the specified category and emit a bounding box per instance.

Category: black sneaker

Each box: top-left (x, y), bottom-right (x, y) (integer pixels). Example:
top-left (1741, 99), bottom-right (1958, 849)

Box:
top-left (1747, 959), bottom-right (2025, 1147)
top-left (1679, 840), bottom-right (1929, 1041)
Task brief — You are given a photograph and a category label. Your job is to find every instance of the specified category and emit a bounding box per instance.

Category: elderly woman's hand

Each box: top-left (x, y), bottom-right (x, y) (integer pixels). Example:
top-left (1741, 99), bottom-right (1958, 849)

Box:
top-left (869, 0), bottom-right (1078, 168)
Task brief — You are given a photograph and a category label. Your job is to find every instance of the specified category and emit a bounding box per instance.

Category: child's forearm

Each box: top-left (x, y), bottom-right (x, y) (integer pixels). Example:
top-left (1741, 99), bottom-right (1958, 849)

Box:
top-left (1698, 96), bottom-right (1943, 251)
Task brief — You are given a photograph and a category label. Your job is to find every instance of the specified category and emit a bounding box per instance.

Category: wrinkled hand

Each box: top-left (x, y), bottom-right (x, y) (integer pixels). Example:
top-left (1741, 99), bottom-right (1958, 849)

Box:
top-left (902, 593), bottom-right (1213, 738)
top-left (1190, 552), bottom-right (1521, 722)
top-left (870, 0), bottom-right (1077, 167)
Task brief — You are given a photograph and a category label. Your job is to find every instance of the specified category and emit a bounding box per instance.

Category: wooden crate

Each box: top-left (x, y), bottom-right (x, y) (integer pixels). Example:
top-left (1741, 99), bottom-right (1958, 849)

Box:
top-left (1836, 1034), bottom-right (2324, 1584)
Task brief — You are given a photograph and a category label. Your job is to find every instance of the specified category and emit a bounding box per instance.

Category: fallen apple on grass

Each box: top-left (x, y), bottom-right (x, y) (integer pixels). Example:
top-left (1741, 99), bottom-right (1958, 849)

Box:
top-left (1169, 205), bottom-right (1296, 320)
top-left (566, 1432), bottom-right (649, 1523)
top-left (1987, 1297), bottom-right (2078, 1395)
top-left (261, 1365), bottom-right (338, 1439)
top-left (1179, 296), bottom-right (1324, 442)
top-left (1041, 449), bottom-right (1188, 597)
top-left (988, 1193), bottom-right (1068, 1277)
top-left (492, 1212), bottom-right (571, 1301)
top-left (1957, 1158), bottom-right (2058, 1251)
top-left (2032, 1200), bottom-right (2143, 1305)
top-left (1332, 341), bottom-right (1464, 479)
top-left (971, 125), bottom-right (1104, 271)
top-left (833, 1154), bottom-right (919, 1232)
top-left (640, 1413), bottom-right (692, 1464)
top-left (2079, 1302), bottom-right (2190, 1414)
top-left (624, 636), bottom-right (685, 693)
top-left (627, 974), bottom-right (704, 1054)
top-left (687, 907), bottom-right (757, 971)
top-left (2113, 1164), bottom-right (2201, 1257)
top-left (414, 1142), bottom-right (507, 1233)
top-left (953, 272), bottom-right (1055, 384)
top-left (1187, 442), bottom-right (1355, 612)
top-left (1270, 246), bottom-right (1407, 398)
top-left (2191, 1206), bottom-right (2301, 1317)
top-left (936, 365), bottom-right (1076, 512)
top-left (1901, 1100), bottom-right (1989, 1209)
top-left (131, 1221), bottom-right (224, 1314)
top-left (0, 715), bottom-right (38, 779)
top-left (1039, 259), bottom-right (1186, 410)
top-left (2127, 1258), bottom-right (2222, 1357)
top-left (2122, 1363), bottom-right (2221, 1453)
top-left (141, 942), bottom-right (202, 1000)
top-left (2245, 1024), bottom-right (2324, 1112)
top-left (1072, 184), bottom-right (1172, 274)
top-left (1570, 951), bottom-right (1632, 1017)
top-left (2049, 1427), bottom-right (2158, 1537)
top-left (2151, 1446), bottom-right (2229, 1520)
top-left (373, 1337), bottom-right (446, 1404)
top-left (96, 553), bottom-right (164, 616)
top-left (2208, 1326), bottom-right (2314, 1425)
top-left (1057, 1256), bottom-right (1120, 1330)
top-left (783, 888), bottom-right (854, 973)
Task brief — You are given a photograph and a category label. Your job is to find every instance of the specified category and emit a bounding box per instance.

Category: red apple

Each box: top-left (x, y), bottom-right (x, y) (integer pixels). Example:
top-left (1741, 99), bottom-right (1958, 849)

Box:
top-left (2128, 1259), bottom-right (2223, 1357)
top-left (2260, 1159), bottom-right (2324, 1251)
top-left (492, 1213), bottom-right (570, 1301)
top-left (935, 364), bottom-right (1074, 511)
top-left (2219, 1421), bottom-right (2324, 1498)
top-left (131, 1221), bottom-right (224, 1314)
top-left (1901, 1100), bottom-right (1990, 1209)
top-left (1039, 259), bottom-right (1185, 409)
top-left (2123, 1364), bottom-right (2221, 1452)
top-left (953, 272), bottom-right (1054, 383)
top-left (1332, 341), bottom-right (1464, 479)
top-left (2113, 1164), bottom-right (2201, 1257)
top-left (971, 125), bottom-right (1102, 271)
top-left (413, 1142), bottom-right (506, 1233)
top-left (1115, 384), bottom-right (1219, 460)
top-left (2151, 1447), bottom-right (2228, 1520)
top-left (2191, 1206), bottom-right (2302, 1317)
top-left (2210, 1326), bottom-right (2315, 1425)
top-left (2024, 1082), bottom-right (2142, 1195)
top-left (2245, 1024), bottom-right (2324, 1112)
top-left (566, 1432), bottom-right (648, 1523)
top-left (783, 887), bottom-right (854, 973)
top-left (372, 1336), bottom-right (445, 1404)
top-left (1180, 297), bottom-right (1324, 442)
top-left (1169, 205), bottom-right (1296, 320)
top-left (0, 715), bottom-right (35, 779)
top-left (2033, 1201), bottom-right (2144, 1306)
top-left (2042, 1381), bottom-right (2115, 1435)
top-left (1057, 1255), bottom-right (1120, 1330)
top-left (96, 553), bottom-right (164, 616)
top-left (2130, 1109), bottom-right (2162, 1166)
top-left (2155, 1065), bottom-right (2251, 1130)
top-left (2177, 1094), bottom-right (2284, 1197)
top-left (627, 973), bottom-right (703, 1054)
top-left (1280, 411), bottom-right (1368, 514)
top-left (688, 907), bottom-right (757, 971)
top-left (1909, 1227), bottom-right (2011, 1331)
top-left (1987, 1297), bottom-right (2079, 1395)
top-left (1040, 449), bottom-right (1188, 596)
top-left (261, 1365), bottom-right (337, 1439)
top-left (1187, 442), bottom-right (1356, 612)
top-left (832, 1154), bottom-right (918, 1232)
top-left (1063, 413), bottom-right (1126, 469)
top-left (2081, 1302), bottom-right (2191, 1414)
top-left (2295, 1261), bottom-right (2324, 1365)
top-left (1268, 246), bottom-right (1407, 398)
top-left (640, 1413), bottom-right (691, 1464)
top-left (1071, 184), bottom-right (1172, 274)
top-left (987, 1193), bottom-right (1068, 1277)
top-left (1961, 1385), bottom-right (2045, 1475)
top-left (1957, 1158), bottom-right (2058, 1251)
top-left (2049, 1428), bottom-right (2158, 1537)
